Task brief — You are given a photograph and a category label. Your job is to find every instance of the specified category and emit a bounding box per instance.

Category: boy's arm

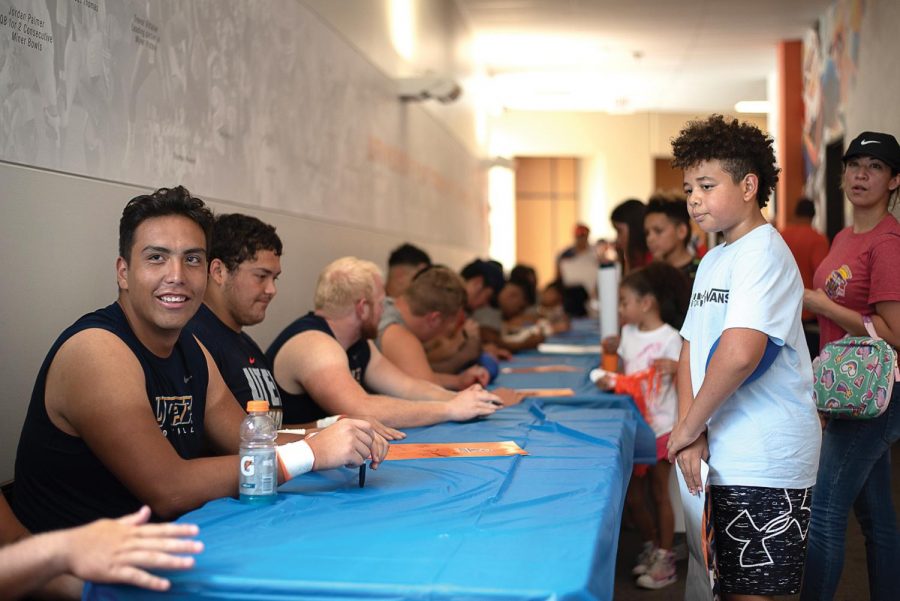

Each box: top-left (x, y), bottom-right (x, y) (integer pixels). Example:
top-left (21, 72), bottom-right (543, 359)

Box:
top-left (668, 328), bottom-right (767, 463)
top-left (671, 340), bottom-right (708, 493)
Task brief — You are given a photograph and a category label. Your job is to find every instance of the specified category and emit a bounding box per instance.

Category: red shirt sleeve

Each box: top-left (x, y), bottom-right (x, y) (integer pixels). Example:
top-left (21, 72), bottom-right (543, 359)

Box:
top-left (868, 233), bottom-right (900, 305)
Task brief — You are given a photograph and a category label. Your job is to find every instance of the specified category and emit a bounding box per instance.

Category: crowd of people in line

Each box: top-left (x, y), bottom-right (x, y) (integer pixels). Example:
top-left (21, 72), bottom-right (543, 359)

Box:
top-left (1, 115), bottom-right (898, 601)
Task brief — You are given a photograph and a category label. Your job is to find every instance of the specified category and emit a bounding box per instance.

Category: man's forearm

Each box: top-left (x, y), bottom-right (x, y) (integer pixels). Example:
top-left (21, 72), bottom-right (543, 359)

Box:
top-left (314, 394), bottom-right (451, 429)
top-left (401, 378), bottom-right (454, 402)
top-left (141, 456), bottom-right (239, 520)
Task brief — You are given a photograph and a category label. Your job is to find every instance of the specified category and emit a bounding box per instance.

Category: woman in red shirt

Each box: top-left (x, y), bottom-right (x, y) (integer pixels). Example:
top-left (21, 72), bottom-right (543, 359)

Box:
top-left (801, 131), bottom-right (900, 601)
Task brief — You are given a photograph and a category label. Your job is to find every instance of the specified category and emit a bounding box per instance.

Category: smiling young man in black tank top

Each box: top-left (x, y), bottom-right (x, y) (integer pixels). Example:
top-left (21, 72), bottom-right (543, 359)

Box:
top-left (12, 188), bottom-right (387, 533)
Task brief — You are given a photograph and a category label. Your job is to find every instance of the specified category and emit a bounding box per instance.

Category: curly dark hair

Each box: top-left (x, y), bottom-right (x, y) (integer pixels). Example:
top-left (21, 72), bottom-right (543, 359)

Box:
top-left (621, 261), bottom-right (691, 330)
top-left (119, 186), bottom-right (213, 263)
top-left (671, 114), bottom-right (780, 208)
top-left (210, 213), bottom-right (283, 272)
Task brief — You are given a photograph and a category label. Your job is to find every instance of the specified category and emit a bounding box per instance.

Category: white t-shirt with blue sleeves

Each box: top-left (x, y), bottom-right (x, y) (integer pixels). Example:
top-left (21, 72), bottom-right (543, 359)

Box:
top-left (680, 224), bottom-right (820, 488)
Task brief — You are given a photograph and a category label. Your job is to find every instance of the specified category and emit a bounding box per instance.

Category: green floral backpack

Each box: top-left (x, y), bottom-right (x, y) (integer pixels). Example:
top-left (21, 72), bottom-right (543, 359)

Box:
top-left (812, 316), bottom-right (898, 419)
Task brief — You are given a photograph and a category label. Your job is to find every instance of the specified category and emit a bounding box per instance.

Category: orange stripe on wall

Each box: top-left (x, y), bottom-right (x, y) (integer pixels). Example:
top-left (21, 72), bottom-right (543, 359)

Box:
top-left (777, 40), bottom-right (804, 229)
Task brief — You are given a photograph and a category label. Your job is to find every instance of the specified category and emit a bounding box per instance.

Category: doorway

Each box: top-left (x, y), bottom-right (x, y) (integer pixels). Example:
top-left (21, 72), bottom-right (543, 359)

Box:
top-left (515, 157), bottom-right (579, 287)
top-left (825, 138), bottom-right (845, 241)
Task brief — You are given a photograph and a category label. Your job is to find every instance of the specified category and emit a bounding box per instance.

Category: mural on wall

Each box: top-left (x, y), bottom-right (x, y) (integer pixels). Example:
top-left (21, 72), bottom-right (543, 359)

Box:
top-left (801, 0), bottom-right (865, 207)
top-left (0, 0), bottom-right (487, 250)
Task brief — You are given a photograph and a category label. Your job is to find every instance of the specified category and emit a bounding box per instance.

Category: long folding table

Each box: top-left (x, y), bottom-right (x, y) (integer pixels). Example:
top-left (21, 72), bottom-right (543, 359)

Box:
top-left (86, 321), bottom-right (653, 600)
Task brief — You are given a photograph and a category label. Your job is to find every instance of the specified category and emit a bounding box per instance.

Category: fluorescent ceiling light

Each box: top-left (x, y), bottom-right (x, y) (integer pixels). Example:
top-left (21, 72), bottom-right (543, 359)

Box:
top-left (734, 100), bottom-right (771, 113)
top-left (389, 0), bottom-right (415, 61)
top-left (488, 71), bottom-right (644, 112)
top-left (473, 34), bottom-right (617, 70)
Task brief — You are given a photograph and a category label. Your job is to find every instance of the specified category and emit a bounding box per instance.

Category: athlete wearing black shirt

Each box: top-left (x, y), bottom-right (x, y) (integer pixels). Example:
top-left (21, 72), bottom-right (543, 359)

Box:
top-left (11, 189), bottom-right (386, 532)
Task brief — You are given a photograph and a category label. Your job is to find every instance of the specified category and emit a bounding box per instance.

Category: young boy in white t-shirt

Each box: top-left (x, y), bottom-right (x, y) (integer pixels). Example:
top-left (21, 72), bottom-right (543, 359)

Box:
top-left (667, 115), bottom-right (821, 599)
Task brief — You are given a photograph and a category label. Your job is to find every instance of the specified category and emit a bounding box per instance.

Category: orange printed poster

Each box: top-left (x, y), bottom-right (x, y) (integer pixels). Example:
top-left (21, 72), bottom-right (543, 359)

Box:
top-left (386, 441), bottom-right (528, 461)
top-left (514, 387), bottom-right (575, 398)
top-left (501, 365), bottom-right (581, 374)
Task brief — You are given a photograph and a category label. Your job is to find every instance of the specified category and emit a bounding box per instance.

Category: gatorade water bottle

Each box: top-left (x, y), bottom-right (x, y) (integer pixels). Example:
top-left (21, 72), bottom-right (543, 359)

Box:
top-left (239, 400), bottom-right (277, 504)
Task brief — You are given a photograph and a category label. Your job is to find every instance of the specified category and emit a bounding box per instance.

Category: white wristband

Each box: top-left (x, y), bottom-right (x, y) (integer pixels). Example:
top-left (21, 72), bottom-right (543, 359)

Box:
top-left (316, 415), bottom-right (342, 428)
top-left (276, 440), bottom-right (316, 481)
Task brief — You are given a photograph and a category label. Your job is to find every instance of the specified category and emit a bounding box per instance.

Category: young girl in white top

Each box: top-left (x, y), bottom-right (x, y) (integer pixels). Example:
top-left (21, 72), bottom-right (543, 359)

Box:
top-left (597, 261), bottom-right (690, 589)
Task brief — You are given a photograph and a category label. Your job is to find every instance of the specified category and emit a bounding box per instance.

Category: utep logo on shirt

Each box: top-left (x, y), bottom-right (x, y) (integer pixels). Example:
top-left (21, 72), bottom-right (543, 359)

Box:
top-left (824, 264), bottom-right (852, 300)
top-left (690, 287), bottom-right (730, 308)
top-left (155, 395), bottom-right (194, 437)
top-left (242, 367), bottom-right (282, 407)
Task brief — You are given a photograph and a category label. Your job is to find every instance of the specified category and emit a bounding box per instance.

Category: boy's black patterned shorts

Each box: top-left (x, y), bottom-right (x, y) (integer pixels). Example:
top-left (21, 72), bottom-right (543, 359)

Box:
top-left (710, 484), bottom-right (813, 596)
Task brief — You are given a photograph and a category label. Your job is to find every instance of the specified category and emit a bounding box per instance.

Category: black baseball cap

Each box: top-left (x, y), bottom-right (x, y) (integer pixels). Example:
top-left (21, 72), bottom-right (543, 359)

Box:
top-left (842, 131), bottom-right (900, 171)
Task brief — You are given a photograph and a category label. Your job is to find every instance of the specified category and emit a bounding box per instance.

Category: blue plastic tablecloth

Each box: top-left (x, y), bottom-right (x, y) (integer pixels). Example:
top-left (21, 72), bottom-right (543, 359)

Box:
top-left (544, 318), bottom-right (603, 346)
top-left (494, 353), bottom-right (657, 465)
top-left (86, 320), bottom-right (653, 600)
top-left (85, 398), bottom-right (636, 601)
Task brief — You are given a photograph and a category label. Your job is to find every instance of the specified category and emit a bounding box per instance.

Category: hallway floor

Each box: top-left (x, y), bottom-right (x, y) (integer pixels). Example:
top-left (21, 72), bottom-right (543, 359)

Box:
top-left (613, 443), bottom-right (900, 600)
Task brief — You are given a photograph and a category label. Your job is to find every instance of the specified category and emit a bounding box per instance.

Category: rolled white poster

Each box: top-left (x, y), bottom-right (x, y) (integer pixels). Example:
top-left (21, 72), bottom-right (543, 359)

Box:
top-left (598, 263), bottom-right (620, 339)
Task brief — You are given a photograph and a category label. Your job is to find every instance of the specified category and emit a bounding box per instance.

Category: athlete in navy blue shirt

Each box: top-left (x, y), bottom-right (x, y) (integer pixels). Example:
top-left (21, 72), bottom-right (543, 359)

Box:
top-left (185, 213), bottom-right (285, 424)
top-left (188, 214), bottom-right (403, 441)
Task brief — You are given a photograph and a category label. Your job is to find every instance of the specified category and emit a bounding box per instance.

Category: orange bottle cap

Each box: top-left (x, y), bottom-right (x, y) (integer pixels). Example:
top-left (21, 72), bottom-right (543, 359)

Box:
top-left (246, 400), bottom-right (270, 413)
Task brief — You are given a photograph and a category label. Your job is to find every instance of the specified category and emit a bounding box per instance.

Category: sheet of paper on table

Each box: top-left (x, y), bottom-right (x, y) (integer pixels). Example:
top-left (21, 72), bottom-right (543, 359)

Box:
top-left (514, 387), bottom-right (575, 397)
top-left (501, 365), bottom-right (582, 374)
top-left (492, 387), bottom-right (527, 406)
top-left (386, 441), bottom-right (528, 460)
top-left (537, 342), bottom-right (603, 354)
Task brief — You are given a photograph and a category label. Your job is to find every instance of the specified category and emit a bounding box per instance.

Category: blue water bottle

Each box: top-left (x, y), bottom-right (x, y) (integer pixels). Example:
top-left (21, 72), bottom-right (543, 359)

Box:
top-left (239, 400), bottom-right (277, 504)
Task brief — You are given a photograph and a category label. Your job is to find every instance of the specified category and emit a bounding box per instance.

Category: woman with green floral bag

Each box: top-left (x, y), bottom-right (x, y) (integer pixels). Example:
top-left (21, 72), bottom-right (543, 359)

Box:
top-left (801, 131), bottom-right (900, 601)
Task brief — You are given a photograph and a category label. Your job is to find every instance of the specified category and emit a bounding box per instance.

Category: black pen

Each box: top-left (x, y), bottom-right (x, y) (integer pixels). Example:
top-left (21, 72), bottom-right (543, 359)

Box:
top-left (358, 462), bottom-right (367, 488)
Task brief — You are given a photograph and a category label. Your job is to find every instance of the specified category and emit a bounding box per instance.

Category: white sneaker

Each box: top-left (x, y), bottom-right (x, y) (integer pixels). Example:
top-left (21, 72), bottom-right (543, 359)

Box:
top-left (635, 549), bottom-right (677, 589)
top-left (631, 541), bottom-right (656, 576)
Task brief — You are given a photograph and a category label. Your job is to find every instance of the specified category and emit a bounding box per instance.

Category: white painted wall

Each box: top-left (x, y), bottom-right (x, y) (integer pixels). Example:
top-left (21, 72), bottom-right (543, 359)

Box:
top-left (491, 111), bottom-right (769, 241)
top-left (844, 0), bottom-right (900, 159)
top-left (0, 0), bottom-right (485, 483)
top-left (0, 162), bottom-right (479, 483)
top-left (302, 0), bottom-right (482, 156)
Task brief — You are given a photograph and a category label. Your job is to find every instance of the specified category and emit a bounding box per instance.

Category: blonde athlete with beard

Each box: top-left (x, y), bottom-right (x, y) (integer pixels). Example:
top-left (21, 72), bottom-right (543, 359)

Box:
top-left (267, 257), bottom-right (502, 429)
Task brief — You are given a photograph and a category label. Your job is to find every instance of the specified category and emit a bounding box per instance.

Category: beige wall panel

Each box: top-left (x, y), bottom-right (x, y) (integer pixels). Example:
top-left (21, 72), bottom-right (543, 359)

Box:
top-left (515, 198), bottom-right (555, 287)
top-left (515, 158), bottom-right (553, 195)
top-left (555, 158), bottom-right (578, 197)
